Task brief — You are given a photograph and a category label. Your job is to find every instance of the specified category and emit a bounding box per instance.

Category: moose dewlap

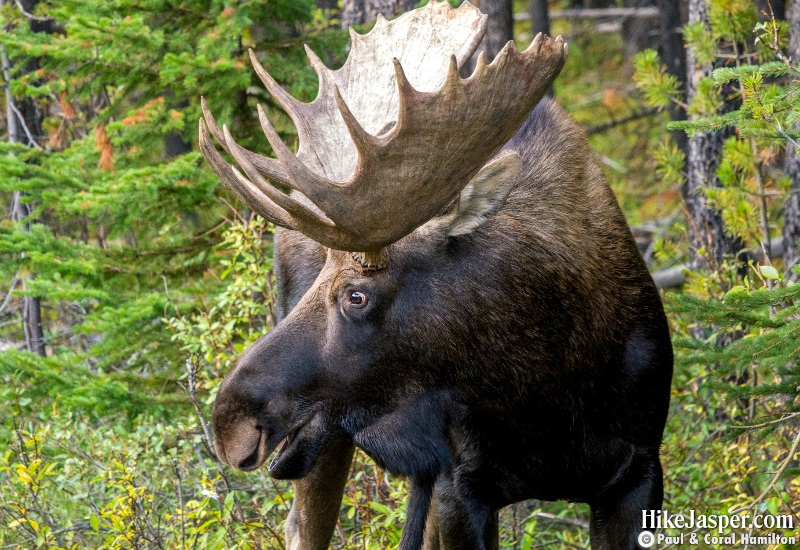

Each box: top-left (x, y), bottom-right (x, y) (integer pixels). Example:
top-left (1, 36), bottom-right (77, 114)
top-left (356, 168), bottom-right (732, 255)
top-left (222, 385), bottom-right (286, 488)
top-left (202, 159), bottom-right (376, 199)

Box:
top-left (200, 2), bottom-right (673, 550)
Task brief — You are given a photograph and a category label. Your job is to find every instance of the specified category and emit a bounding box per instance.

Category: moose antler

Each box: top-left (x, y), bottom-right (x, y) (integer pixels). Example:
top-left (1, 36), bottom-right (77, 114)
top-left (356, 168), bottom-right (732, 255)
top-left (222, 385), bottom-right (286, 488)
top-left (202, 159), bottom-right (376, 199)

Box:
top-left (200, 0), bottom-right (567, 256)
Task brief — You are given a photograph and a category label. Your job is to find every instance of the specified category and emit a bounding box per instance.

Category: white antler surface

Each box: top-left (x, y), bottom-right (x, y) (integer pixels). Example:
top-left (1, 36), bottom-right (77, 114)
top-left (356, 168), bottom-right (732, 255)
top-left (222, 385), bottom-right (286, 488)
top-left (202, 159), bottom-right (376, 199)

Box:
top-left (291, 1), bottom-right (487, 181)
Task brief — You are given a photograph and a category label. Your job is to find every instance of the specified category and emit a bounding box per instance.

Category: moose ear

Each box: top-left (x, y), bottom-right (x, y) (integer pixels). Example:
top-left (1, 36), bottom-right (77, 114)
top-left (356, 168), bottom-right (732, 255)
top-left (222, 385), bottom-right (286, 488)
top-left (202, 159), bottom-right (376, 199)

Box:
top-left (447, 151), bottom-right (521, 237)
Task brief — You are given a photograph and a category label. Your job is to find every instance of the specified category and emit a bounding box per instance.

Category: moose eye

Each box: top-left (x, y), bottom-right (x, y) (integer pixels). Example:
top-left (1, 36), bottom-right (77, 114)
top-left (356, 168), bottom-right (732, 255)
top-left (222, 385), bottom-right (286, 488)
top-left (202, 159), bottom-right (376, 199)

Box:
top-left (348, 291), bottom-right (367, 306)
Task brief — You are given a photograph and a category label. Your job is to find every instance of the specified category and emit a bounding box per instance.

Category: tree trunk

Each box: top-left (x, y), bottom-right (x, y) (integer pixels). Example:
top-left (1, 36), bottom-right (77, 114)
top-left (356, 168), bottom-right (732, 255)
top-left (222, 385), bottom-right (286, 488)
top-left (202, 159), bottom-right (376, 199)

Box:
top-left (164, 131), bottom-right (192, 158)
top-left (316, 0), bottom-right (337, 10)
top-left (783, 0), bottom-right (800, 279)
top-left (657, 0), bottom-right (687, 152)
top-left (528, 0), bottom-right (552, 96)
top-left (529, 0), bottom-right (550, 38)
top-left (5, 152), bottom-right (47, 357)
top-left (684, 0), bottom-right (740, 271)
top-left (9, 193), bottom-right (46, 357)
top-left (341, 0), bottom-right (415, 28)
top-left (164, 98), bottom-right (192, 158)
top-left (574, 0), bottom-right (615, 7)
top-left (657, 0), bottom-right (687, 78)
top-left (621, 0), bottom-right (658, 58)
top-left (480, 0), bottom-right (514, 61)
top-left (3, 0), bottom-right (48, 356)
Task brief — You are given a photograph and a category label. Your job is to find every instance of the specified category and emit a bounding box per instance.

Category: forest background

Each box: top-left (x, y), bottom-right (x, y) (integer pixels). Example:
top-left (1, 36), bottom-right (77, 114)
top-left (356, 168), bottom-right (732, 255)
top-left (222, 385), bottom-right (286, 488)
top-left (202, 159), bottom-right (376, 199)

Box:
top-left (1, 0), bottom-right (799, 548)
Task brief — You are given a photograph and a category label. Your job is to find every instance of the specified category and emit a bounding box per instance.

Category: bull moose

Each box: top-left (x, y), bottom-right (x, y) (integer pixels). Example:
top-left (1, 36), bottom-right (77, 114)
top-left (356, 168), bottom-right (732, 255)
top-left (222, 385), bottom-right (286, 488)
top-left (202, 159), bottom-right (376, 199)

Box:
top-left (199, 2), bottom-right (673, 549)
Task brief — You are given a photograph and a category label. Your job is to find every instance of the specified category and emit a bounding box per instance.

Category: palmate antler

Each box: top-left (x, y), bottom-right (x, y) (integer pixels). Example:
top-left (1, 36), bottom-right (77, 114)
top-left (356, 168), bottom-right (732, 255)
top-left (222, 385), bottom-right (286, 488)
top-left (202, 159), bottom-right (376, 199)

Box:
top-left (200, 0), bottom-right (567, 260)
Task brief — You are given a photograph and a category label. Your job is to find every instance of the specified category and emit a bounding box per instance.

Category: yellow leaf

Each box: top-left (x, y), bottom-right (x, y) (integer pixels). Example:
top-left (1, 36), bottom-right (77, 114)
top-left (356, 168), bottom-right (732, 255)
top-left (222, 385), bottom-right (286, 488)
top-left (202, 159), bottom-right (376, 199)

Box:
top-left (17, 471), bottom-right (33, 484)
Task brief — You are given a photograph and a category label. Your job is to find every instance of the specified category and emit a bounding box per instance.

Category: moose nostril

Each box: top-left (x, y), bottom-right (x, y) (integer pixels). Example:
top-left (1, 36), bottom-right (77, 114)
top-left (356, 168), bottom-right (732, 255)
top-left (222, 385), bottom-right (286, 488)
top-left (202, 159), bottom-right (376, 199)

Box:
top-left (232, 427), bottom-right (266, 471)
top-left (215, 417), bottom-right (266, 470)
top-left (237, 442), bottom-right (262, 471)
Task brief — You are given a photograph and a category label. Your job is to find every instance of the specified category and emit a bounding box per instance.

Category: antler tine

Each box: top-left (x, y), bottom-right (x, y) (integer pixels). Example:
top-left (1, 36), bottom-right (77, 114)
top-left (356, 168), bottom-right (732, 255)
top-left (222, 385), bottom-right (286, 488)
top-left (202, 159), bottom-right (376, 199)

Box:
top-left (200, 97), bottom-right (292, 187)
top-left (199, 119), bottom-right (293, 227)
top-left (495, 40), bottom-right (515, 64)
top-left (442, 55), bottom-right (460, 91)
top-left (226, 165), bottom-right (351, 248)
top-left (203, 119), bottom-right (360, 249)
top-left (248, 50), bottom-right (303, 123)
top-left (321, 31), bottom-right (567, 246)
top-left (392, 58), bottom-right (415, 130)
top-left (527, 32), bottom-right (543, 53)
top-left (303, 45), bottom-right (332, 99)
top-left (333, 85), bottom-right (383, 155)
top-left (255, 105), bottom-right (338, 209)
top-left (348, 27), bottom-right (363, 47)
top-left (222, 125), bottom-right (336, 229)
top-left (471, 51), bottom-right (487, 80)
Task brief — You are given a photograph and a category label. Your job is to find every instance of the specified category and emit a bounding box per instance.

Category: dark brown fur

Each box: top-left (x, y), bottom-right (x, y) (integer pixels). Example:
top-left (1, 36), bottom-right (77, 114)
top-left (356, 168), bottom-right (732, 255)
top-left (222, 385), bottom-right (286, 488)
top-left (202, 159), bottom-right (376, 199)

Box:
top-left (213, 98), bottom-right (673, 550)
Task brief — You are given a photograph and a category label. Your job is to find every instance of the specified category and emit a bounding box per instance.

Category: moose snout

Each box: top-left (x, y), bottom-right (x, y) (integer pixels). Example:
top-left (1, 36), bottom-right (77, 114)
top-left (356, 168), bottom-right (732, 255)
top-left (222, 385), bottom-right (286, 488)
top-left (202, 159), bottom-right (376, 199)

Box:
top-left (211, 299), bottom-right (325, 472)
top-left (212, 353), bottom-right (304, 471)
top-left (213, 414), bottom-right (268, 471)
top-left (212, 369), bottom-right (272, 470)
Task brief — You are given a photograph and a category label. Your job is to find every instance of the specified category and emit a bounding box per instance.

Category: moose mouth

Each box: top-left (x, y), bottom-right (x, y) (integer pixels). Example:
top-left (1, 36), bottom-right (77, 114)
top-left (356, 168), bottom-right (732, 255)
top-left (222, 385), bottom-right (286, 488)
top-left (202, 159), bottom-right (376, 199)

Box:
top-left (268, 410), bottom-right (330, 479)
top-left (233, 421), bottom-right (304, 472)
top-left (268, 427), bottom-right (302, 473)
top-left (234, 411), bottom-right (325, 478)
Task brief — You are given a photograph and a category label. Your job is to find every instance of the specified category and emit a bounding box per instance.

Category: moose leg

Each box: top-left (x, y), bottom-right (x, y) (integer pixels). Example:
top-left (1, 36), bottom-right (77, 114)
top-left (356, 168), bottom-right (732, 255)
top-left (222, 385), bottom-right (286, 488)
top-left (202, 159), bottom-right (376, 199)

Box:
top-left (422, 492), bottom-right (441, 550)
top-left (285, 434), bottom-right (355, 550)
top-left (433, 475), bottom-right (499, 550)
top-left (399, 476), bottom-right (436, 550)
top-left (588, 451), bottom-right (663, 550)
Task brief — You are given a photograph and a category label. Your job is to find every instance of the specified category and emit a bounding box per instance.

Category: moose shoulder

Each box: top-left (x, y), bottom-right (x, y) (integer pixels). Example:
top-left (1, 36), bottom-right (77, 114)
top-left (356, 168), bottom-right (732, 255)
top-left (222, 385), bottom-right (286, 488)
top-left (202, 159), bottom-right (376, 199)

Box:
top-left (201, 3), bottom-right (673, 549)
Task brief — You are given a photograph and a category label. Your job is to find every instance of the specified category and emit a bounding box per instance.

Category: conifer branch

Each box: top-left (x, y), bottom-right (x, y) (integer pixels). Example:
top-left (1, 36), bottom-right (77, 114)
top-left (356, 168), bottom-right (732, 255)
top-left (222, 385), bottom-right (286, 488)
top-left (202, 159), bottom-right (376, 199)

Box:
top-left (766, 115), bottom-right (800, 151)
top-left (729, 412), bottom-right (800, 429)
top-left (585, 107), bottom-right (659, 135)
top-left (13, 0), bottom-right (52, 22)
top-left (5, 100), bottom-right (43, 150)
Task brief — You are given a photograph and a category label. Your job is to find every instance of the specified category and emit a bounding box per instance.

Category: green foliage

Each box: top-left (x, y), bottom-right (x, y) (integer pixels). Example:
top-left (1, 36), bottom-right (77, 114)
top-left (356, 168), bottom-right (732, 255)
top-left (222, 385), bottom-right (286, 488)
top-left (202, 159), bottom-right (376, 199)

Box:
top-left (0, 414), bottom-right (294, 549)
top-left (652, 140), bottom-right (686, 188)
top-left (633, 49), bottom-right (681, 109)
top-left (166, 217), bottom-right (274, 384)
top-left (635, 0), bottom-right (789, 249)
top-left (665, 271), bottom-right (800, 526)
top-left (708, 0), bottom-right (757, 44)
top-left (672, 270), bottom-right (800, 391)
top-left (684, 20), bottom-right (717, 66)
top-left (0, 0), bottom-right (347, 547)
top-left (690, 76), bottom-right (725, 118)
